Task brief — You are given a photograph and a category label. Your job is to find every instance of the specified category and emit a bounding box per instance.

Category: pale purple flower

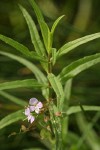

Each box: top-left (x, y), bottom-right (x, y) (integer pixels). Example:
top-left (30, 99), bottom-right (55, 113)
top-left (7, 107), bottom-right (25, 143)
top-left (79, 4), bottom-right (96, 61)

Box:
top-left (24, 97), bottom-right (43, 124)
top-left (25, 107), bottom-right (30, 116)
top-left (34, 102), bottom-right (43, 114)
top-left (29, 98), bottom-right (43, 114)
top-left (29, 105), bottom-right (35, 112)
top-left (27, 114), bottom-right (35, 123)
top-left (29, 98), bottom-right (38, 105)
top-left (34, 106), bottom-right (40, 114)
top-left (24, 107), bottom-right (35, 123)
top-left (37, 102), bottom-right (43, 108)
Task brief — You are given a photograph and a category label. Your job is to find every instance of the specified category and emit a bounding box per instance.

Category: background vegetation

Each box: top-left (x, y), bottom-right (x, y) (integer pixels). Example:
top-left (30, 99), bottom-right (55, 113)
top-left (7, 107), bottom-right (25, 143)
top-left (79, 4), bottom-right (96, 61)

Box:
top-left (0, 0), bottom-right (100, 149)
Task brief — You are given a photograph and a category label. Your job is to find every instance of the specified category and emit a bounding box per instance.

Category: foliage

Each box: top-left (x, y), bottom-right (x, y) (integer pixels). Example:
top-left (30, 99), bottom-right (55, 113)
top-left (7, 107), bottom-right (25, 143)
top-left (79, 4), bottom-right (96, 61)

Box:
top-left (0, 0), bottom-right (100, 150)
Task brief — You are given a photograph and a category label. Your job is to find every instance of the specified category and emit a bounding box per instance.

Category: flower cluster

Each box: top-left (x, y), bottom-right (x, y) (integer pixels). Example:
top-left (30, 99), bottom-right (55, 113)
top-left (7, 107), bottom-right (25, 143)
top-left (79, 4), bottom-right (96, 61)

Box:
top-left (24, 98), bottom-right (43, 123)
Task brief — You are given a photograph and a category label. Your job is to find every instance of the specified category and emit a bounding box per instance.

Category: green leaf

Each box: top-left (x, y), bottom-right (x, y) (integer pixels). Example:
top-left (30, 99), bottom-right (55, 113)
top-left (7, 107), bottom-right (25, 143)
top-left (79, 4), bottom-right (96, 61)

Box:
top-left (62, 79), bottom-right (72, 143)
top-left (0, 79), bottom-right (44, 91)
top-left (59, 53), bottom-right (100, 82)
top-left (57, 32), bottom-right (100, 58)
top-left (48, 73), bottom-right (64, 111)
top-left (0, 51), bottom-right (48, 99)
top-left (0, 34), bottom-right (46, 61)
top-left (64, 79), bottom-right (72, 104)
top-left (29, 51), bottom-right (47, 62)
top-left (50, 15), bottom-right (64, 49)
top-left (66, 105), bottom-right (100, 116)
top-left (29, 0), bottom-right (51, 52)
top-left (29, 0), bottom-right (44, 21)
top-left (40, 21), bottom-right (51, 52)
top-left (0, 91), bottom-right (27, 106)
top-left (76, 114), bottom-right (100, 150)
top-left (51, 48), bottom-right (57, 65)
top-left (0, 109), bottom-right (24, 130)
top-left (0, 34), bottom-right (29, 56)
top-left (51, 15), bottom-right (65, 35)
top-left (0, 51), bottom-right (47, 83)
top-left (19, 5), bottom-right (46, 57)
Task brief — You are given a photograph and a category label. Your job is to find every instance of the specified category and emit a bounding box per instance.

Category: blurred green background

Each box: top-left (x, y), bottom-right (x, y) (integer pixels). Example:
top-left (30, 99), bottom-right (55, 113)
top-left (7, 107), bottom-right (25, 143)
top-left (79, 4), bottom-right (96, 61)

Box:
top-left (0, 0), bottom-right (100, 149)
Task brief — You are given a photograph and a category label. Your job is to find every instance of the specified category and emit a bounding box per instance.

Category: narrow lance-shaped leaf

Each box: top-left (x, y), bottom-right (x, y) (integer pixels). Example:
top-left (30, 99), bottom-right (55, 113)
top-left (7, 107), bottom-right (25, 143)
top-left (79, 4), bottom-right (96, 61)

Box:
top-left (0, 34), bottom-right (45, 61)
top-left (77, 114), bottom-right (100, 150)
top-left (51, 15), bottom-right (65, 36)
top-left (0, 51), bottom-right (48, 99)
top-left (0, 51), bottom-right (47, 83)
top-left (29, 0), bottom-right (51, 52)
top-left (50, 15), bottom-right (65, 49)
top-left (0, 109), bottom-right (24, 130)
top-left (40, 21), bottom-right (51, 52)
top-left (0, 79), bottom-right (44, 91)
top-left (58, 53), bottom-right (100, 83)
top-left (0, 34), bottom-right (29, 57)
top-left (29, 51), bottom-right (47, 62)
top-left (48, 73), bottom-right (64, 111)
top-left (51, 48), bottom-right (57, 65)
top-left (19, 5), bottom-right (46, 57)
top-left (29, 0), bottom-right (44, 21)
top-left (0, 91), bottom-right (27, 106)
top-left (63, 79), bottom-right (72, 114)
top-left (66, 105), bottom-right (100, 116)
top-left (57, 32), bottom-right (100, 58)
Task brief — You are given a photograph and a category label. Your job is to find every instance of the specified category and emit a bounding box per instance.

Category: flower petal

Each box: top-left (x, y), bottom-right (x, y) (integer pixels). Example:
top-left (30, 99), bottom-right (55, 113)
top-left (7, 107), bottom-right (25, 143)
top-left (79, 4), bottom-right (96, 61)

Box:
top-left (29, 98), bottom-right (38, 105)
top-left (35, 107), bottom-right (40, 114)
top-left (25, 107), bottom-right (30, 116)
top-left (29, 106), bottom-right (35, 112)
top-left (37, 102), bottom-right (43, 108)
top-left (27, 114), bottom-right (32, 122)
top-left (30, 116), bottom-right (35, 123)
top-left (27, 115), bottom-right (35, 123)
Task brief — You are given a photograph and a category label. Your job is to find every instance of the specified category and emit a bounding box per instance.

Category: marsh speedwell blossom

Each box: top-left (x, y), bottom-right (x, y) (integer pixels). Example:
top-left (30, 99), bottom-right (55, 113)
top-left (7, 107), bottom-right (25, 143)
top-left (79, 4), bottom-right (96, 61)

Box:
top-left (24, 98), bottom-right (43, 123)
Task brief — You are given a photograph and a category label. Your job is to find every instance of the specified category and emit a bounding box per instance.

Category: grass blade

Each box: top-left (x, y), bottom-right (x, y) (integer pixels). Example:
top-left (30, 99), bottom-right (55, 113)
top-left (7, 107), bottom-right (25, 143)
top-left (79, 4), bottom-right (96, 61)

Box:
top-left (77, 114), bottom-right (100, 150)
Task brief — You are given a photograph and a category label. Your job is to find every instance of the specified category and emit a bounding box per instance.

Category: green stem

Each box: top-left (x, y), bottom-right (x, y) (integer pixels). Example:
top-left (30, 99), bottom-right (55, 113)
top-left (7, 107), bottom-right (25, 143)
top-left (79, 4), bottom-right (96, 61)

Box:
top-left (55, 118), bottom-right (62, 150)
top-left (49, 103), bottom-right (62, 150)
top-left (47, 53), bottom-right (62, 150)
top-left (62, 79), bottom-right (72, 145)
